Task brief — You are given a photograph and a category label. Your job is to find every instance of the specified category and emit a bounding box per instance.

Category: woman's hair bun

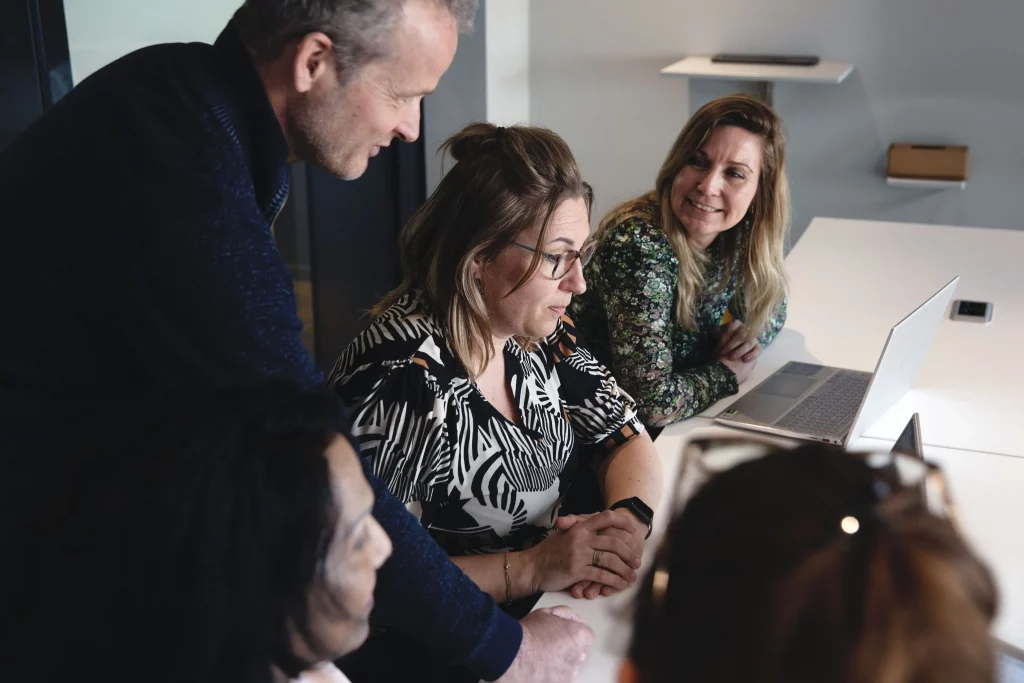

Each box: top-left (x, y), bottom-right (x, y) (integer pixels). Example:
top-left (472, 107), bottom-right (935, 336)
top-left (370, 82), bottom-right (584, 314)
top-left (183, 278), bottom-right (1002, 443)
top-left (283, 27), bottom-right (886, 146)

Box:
top-left (446, 122), bottom-right (504, 162)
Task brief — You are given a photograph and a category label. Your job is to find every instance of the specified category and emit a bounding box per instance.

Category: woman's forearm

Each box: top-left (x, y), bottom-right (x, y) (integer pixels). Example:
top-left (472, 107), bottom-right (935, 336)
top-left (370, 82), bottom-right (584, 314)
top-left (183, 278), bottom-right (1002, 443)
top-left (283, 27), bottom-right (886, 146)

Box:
top-left (633, 362), bottom-right (739, 428)
top-left (598, 431), bottom-right (663, 512)
top-left (450, 551), bottom-right (538, 603)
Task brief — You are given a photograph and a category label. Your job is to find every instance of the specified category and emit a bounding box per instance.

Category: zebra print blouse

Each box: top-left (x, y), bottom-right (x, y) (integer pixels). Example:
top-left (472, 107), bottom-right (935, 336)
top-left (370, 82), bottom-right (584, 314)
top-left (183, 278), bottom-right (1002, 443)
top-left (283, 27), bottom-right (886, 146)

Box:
top-left (328, 292), bottom-right (645, 556)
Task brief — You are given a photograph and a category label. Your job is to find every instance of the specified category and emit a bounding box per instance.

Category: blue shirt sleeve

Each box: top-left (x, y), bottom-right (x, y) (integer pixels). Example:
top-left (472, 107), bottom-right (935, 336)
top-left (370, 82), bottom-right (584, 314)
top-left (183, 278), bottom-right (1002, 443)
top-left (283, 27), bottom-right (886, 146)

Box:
top-left (361, 456), bottom-right (522, 679)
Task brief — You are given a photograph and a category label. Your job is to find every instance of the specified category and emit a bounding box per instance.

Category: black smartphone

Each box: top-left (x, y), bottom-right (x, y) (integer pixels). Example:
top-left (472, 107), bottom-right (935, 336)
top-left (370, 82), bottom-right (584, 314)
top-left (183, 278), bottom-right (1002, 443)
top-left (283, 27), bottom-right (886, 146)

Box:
top-left (950, 299), bottom-right (994, 323)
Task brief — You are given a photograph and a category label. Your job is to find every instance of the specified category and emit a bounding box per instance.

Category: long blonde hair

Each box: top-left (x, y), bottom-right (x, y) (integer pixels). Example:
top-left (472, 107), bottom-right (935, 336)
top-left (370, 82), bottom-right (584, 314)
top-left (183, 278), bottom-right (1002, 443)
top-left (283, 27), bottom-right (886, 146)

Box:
top-left (599, 94), bottom-right (789, 335)
top-left (373, 123), bottom-right (593, 378)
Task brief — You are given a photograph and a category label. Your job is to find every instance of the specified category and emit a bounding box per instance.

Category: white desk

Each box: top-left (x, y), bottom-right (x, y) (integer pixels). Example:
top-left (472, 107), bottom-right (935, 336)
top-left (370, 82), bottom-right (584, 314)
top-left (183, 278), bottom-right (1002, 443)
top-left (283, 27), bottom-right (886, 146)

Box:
top-left (529, 217), bottom-right (1024, 683)
top-left (700, 217), bottom-right (1024, 459)
top-left (854, 436), bottom-right (1024, 649)
top-left (532, 422), bottom-right (1024, 683)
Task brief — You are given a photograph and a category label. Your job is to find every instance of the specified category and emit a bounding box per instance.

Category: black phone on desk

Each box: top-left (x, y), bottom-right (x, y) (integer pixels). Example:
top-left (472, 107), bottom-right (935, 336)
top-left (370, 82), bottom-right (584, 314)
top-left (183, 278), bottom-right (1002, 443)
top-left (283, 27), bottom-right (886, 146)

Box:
top-left (951, 299), bottom-right (994, 323)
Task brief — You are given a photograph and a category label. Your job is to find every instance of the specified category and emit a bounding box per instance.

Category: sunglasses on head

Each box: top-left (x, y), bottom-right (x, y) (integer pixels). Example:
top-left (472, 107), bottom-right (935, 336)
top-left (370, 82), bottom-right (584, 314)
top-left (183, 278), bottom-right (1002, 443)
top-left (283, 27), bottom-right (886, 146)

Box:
top-left (649, 433), bottom-right (957, 605)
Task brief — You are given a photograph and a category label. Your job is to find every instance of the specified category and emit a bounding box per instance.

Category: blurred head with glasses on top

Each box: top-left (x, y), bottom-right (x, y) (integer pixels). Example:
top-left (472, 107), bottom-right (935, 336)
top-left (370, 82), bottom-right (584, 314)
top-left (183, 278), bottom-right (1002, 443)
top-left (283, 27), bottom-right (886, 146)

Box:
top-left (621, 437), bottom-right (998, 683)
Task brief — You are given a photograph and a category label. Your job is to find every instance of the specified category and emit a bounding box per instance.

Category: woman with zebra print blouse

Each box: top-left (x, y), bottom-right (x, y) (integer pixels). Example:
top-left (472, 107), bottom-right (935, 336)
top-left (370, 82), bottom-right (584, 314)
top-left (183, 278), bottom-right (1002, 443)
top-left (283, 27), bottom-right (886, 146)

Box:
top-left (330, 123), bottom-right (662, 611)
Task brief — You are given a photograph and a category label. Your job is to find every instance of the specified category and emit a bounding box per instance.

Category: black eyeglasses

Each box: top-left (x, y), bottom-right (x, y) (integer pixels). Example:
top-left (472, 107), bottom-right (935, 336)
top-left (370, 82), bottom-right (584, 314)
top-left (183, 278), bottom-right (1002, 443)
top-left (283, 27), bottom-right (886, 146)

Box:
top-left (649, 434), bottom-right (957, 604)
top-left (512, 239), bottom-right (597, 279)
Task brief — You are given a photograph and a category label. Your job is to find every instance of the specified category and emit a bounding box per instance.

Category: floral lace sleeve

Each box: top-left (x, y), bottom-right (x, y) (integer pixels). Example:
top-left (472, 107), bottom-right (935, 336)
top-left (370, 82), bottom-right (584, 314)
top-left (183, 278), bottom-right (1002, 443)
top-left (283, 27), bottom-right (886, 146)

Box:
top-left (595, 219), bottom-right (738, 428)
top-left (758, 296), bottom-right (787, 346)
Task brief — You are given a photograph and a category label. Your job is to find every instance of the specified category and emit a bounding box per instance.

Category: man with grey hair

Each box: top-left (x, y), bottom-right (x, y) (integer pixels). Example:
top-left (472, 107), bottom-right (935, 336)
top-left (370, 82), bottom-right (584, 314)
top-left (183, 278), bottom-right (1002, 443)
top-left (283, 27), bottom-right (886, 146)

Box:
top-left (0, 0), bottom-right (594, 681)
top-left (233, 0), bottom-right (477, 181)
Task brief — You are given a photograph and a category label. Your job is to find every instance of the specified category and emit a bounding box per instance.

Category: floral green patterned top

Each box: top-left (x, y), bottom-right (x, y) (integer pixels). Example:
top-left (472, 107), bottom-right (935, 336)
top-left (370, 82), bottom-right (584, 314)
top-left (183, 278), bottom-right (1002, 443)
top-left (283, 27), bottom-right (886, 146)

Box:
top-left (570, 207), bottom-right (787, 428)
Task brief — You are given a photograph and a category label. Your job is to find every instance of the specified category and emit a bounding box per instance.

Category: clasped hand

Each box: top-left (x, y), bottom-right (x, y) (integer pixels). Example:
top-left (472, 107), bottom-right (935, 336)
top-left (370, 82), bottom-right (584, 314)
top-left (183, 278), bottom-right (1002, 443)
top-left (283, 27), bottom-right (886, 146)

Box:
top-left (714, 319), bottom-right (760, 383)
top-left (528, 509), bottom-right (648, 600)
top-left (522, 509), bottom-right (644, 599)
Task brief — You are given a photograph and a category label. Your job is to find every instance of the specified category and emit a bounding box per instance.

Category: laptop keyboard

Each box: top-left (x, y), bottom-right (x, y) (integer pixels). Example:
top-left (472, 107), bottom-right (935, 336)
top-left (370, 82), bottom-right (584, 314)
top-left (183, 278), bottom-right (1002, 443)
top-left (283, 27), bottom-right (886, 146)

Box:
top-left (774, 370), bottom-right (871, 437)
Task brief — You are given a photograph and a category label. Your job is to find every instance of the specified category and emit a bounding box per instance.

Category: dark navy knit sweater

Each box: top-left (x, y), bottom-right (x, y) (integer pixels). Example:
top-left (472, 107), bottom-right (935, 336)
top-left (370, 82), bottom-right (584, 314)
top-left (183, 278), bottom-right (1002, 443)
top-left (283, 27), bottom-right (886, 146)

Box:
top-left (0, 23), bottom-right (520, 680)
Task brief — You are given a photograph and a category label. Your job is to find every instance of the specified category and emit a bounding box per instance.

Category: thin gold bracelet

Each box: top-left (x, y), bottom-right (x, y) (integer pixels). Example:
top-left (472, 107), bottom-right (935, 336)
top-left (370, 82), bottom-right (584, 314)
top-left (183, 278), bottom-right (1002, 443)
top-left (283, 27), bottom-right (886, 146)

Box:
top-left (503, 550), bottom-right (512, 607)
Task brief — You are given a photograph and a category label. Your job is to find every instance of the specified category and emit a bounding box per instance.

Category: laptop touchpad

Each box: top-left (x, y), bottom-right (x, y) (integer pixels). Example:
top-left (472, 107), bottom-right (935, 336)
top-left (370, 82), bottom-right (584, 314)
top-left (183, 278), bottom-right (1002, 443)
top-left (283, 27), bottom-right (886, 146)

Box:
top-left (730, 375), bottom-right (818, 424)
top-left (759, 374), bottom-right (817, 399)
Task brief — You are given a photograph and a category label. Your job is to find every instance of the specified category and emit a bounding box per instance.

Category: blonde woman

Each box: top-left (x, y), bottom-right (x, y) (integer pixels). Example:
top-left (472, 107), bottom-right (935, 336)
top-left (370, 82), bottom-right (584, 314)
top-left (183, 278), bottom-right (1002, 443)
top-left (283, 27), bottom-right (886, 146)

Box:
top-left (571, 94), bottom-right (790, 429)
top-left (329, 123), bottom-right (662, 623)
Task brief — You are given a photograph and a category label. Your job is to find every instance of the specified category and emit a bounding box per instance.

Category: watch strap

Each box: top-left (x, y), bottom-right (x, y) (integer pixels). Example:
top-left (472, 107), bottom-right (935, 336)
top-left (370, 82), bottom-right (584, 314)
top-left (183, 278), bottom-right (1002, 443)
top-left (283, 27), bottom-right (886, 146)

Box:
top-left (610, 497), bottom-right (653, 539)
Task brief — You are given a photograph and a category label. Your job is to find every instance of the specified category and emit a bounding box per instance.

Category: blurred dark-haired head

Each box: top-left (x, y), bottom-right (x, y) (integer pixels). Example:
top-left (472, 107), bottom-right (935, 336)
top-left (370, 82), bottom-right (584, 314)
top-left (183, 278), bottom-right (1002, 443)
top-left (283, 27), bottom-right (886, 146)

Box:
top-left (2, 382), bottom-right (390, 683)
top-left (624, 444), bottom-right (997, 683)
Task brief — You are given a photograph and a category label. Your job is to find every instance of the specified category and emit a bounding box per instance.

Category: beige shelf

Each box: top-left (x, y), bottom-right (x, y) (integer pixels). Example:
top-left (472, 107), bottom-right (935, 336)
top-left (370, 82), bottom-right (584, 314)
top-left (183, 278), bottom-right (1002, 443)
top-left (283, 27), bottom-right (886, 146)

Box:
top-left (660, 56), bottom-right (854, 84)
top-left (886, 176), bottom-right (967, 190)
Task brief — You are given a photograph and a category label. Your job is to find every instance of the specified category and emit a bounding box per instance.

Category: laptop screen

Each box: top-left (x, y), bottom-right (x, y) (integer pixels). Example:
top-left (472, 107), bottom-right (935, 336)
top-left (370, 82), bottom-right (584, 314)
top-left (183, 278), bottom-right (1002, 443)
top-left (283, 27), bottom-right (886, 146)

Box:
top-left (891, 413), bottom-right (923, 458)
top-left (998, 639), bottom-right (1024, 683)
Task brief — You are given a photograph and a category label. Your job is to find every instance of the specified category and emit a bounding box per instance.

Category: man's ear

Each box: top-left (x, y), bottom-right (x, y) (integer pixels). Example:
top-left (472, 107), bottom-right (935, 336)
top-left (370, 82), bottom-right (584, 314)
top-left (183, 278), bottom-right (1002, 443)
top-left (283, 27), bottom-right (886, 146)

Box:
top-left (618, 658), bottom-right (640, 683)
top-left (291, 32), bottom-right (336, 94)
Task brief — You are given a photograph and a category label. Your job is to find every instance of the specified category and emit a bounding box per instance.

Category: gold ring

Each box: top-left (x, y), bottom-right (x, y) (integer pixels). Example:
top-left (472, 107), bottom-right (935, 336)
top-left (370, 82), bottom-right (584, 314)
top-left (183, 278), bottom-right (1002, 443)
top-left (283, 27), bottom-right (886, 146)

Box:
top-left (592, 549), bottom-right (603, 568)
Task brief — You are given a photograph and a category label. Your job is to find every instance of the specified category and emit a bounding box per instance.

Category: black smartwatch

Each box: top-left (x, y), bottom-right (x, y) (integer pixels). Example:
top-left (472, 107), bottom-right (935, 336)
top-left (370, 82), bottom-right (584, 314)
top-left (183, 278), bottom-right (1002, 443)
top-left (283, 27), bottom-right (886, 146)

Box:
top-left (609, 497), bottom-right (654, 539)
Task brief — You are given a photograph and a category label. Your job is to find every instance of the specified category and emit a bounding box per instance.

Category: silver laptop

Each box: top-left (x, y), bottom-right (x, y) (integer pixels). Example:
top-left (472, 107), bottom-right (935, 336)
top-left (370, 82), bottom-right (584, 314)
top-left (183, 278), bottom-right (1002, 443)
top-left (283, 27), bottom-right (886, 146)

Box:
top-left (999, 639), bottom-right (1024, 683)
top-left (891, 412), bottom-right (922, 457)
top-left (714, 277), bottom-right (958, 447)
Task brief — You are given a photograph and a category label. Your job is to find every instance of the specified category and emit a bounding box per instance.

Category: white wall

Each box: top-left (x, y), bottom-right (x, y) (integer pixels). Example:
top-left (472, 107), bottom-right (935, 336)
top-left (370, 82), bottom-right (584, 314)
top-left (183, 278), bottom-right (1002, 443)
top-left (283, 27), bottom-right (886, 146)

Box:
top-left (64, 0), bottom-right (242, 84)
top-left (529, 0), bottom-right (1024, 241)
top-left (423, 1), bottom-right (488, 194)
top-left (484, 0), bottom-right (530, 127)
top-left (424, 0), bottom-right (532, 193)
